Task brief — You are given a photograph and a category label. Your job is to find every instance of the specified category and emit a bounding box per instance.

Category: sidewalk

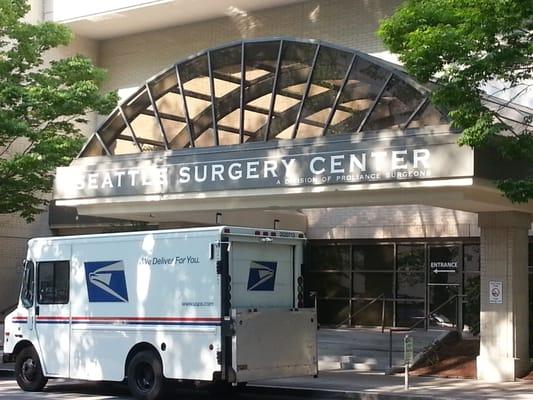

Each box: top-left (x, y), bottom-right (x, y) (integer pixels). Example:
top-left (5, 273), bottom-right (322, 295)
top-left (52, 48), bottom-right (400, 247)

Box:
top-left (254, 370), bottom-right (533, 400)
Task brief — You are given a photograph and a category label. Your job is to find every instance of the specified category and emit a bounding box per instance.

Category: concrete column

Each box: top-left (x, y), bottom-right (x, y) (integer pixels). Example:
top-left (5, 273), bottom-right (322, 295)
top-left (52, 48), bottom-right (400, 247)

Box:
top-left (477, 212), bottom-right (532, 382)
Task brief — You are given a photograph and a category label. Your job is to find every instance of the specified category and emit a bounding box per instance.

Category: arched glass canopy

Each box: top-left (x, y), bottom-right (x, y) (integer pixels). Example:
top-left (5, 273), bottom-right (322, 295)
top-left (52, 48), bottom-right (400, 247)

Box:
top-left (79, 38), bottom-right (449, 158)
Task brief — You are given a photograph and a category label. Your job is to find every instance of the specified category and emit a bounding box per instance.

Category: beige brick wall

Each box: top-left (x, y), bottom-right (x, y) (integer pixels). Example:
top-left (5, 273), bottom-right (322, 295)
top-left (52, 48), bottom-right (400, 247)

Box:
top-left (0, 214), bottom-right (50, 309)
top-left (303, 205), bottom-right (481, 240)
top-left (98, 0), bottom-right (403, 93)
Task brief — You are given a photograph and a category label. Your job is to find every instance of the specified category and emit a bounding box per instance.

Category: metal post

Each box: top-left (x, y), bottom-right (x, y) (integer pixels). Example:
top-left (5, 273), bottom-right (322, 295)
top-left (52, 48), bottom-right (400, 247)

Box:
top-left (389, 329), bottom-right (393, 369)
top-left (381, 297), bottom-right (386, 333)
top-left (404, 363), bottom-right (409, 390)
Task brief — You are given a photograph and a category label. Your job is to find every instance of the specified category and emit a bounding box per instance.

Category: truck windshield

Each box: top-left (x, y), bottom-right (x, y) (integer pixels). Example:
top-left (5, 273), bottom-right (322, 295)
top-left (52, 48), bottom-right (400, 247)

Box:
top-left (21, 260), bottom-right (34, 308)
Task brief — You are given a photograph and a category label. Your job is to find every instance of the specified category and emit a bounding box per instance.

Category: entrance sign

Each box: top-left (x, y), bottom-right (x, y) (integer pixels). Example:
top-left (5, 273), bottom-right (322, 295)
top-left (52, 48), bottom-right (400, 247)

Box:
top-left (489, 281), bottom-right (503, 304)
top-left (54, 134), bottom-right (474, 202)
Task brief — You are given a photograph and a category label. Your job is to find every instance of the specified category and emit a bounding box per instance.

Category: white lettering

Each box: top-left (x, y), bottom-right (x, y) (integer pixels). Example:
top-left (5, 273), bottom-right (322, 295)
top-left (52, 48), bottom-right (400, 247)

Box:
top-left (264, 160), bottom-right (278, 178)
top-left (349, 153), bottom-right (366, 172)
top-left (371, 151), bottom-right (387, 171)
top-left (194, 165), bottom-right (207, 182)
top-left (330, 155), bottom-right (345, 173)
top-left (413, 149), bottom-right (430, 168)
top-left (114, 171), bottom-right (126, 187)
top-left (211, 164), bottom-right (225, 181)
top-left (246, 161), bottom-right (260, 179)
top-left (228, 163), bottom-right (242, 180)
top-left (392, 150), bottom-right (408, 170)
top-left (281, 158), bottom-right (296, 171)
top-left (88, 173), bottom-right (98, 189)
top-left (310, 156), bottom-right (326, 174)
top-left (101, 172), bottom-right (113, 188)
top-left (127, 170), bottom-right (139, 186)
top-left (141, 169), bottom-right (152, 186)
top-left (178, 167), bottom-right (190, 183)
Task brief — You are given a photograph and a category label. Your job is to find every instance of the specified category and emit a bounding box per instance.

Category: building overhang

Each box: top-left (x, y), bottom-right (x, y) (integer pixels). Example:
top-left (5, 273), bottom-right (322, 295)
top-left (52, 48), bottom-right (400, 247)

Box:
top-left (52, 38), bottom-right (533, 225)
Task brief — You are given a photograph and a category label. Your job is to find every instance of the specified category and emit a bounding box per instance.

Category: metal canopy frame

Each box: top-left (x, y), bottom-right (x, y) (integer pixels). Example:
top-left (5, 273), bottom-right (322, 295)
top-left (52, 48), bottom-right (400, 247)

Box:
top-left (79, 38), bottom-right (451, 158)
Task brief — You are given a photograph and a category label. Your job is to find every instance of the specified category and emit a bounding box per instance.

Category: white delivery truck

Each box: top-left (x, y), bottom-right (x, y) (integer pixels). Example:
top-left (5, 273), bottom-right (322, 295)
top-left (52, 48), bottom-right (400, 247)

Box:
top-left (3, 226), bottom-right (317, 400)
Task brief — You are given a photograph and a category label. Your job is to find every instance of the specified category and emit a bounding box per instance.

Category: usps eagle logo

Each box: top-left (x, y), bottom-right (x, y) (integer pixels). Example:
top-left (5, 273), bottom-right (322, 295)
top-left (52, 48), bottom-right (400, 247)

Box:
top-left (84, 261), bottom-right (129, 302)
top-left (247, 261), bottom-right (277, 291)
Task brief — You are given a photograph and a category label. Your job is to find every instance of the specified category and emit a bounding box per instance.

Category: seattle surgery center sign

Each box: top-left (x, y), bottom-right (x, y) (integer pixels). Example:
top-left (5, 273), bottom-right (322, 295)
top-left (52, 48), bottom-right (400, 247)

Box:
top-left (54, 135), bottom-right (473, 201)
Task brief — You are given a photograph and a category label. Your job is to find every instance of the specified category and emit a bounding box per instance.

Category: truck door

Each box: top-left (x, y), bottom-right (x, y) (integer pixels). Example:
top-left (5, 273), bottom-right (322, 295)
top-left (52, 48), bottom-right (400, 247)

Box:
top-left (229, 240), bottom-right (294, 308)
top-left (34, 259), bottom-right (71, 377)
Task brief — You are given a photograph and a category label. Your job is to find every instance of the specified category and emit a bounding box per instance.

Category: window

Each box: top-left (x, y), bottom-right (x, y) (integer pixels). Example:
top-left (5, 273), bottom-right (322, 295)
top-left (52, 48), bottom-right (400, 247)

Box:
top-left (38, 261), bottom-right (70, 304)
top-left (21, 260), bottom-right (34, 308)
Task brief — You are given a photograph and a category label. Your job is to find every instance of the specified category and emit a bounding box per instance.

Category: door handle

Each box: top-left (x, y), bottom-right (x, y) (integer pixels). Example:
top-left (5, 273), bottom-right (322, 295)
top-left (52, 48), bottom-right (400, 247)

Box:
top-left (35, 306), bottom-right (40, 316)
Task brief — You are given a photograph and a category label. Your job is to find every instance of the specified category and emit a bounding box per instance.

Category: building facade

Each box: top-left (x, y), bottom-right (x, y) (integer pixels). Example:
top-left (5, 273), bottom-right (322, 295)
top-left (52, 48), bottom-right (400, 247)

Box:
top-left (1, 0), bottom-right (532, 382)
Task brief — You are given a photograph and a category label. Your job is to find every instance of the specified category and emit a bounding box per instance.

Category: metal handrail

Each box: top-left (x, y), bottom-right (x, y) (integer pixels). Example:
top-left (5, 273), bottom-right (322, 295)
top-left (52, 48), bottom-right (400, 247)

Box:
top-left (335, 293), bottom-right (386, 329)
top-left (388, 294), bottom-right (466, 369)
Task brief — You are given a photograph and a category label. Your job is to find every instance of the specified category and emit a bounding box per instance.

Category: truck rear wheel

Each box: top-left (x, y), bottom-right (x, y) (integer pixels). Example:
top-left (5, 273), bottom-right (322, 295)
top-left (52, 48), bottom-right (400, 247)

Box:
top-left (15, 347), bottom-right (48, 392)
top-left (127, 350), bottom-right (164, 400)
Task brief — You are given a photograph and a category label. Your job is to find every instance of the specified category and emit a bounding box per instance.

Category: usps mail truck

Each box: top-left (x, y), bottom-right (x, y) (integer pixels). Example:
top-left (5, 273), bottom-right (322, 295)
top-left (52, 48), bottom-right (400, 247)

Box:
top-left (3, 226), bottom-right (317, 400)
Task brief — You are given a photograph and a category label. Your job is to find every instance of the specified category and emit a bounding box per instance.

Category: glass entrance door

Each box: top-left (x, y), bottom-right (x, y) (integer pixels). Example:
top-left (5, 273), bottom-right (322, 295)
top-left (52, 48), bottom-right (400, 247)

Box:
top-left (428, 245), bottom-right (461, 328)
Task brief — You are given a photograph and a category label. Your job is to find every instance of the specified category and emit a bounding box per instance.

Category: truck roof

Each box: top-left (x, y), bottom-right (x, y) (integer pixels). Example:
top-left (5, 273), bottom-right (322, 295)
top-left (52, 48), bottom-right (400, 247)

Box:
top-left (28, 226), bottom-right (305, 244)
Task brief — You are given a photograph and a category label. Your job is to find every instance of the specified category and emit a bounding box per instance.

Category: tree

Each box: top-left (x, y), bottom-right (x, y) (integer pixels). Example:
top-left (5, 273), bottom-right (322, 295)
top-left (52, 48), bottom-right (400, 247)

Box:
top-left (0, 0), bottom-right (117, 221)
top-left (379, 0), bottom-right (532, 202)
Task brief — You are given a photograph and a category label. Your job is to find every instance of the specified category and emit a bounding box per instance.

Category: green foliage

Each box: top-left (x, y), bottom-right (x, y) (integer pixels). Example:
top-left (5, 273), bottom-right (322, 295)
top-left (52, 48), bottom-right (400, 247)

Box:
top-left (379, 0), bottom-right (533, 202)
top-left (0, 0), bottom-right (117, 221)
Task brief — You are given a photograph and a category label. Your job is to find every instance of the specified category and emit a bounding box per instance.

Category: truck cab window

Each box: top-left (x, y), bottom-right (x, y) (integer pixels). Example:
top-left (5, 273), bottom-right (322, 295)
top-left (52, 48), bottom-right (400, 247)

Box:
top-left (21, 260), bottom-right (34, 308)
top-left (38, 261), bottom-right (70, 304)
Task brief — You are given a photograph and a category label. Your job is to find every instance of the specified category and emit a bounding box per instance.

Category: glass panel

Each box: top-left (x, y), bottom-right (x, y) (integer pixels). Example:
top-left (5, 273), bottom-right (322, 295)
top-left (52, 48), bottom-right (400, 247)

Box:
top-left (38, 261), bottom-right (69, 305)
top-left (429, 285), bottom-right (458, 328)
top-left (111, 137), bottom-right (140, 155)
top-left (429, 246), bottom-right (460, 284)
top-left (309, 244), bottom-right (350, 271)
top-left (295, 46), bottom-right (353, 137)
top-left (270, 42), bottom-right (317, 140)
top-left (180, 54), bottom-right (215, 147)
top-left (352, 245), bottom-right (394, 270)
top-left (211, 44), bottom-right (242, 97)
top-left (326, 57), bottom-right (389, 135)
top-left (351, 299), bottom-right (393, 326)
top-left (352, 272), bottom-right (393, 298)
top-left (397, 245), bottom-right (425, 272)
top-left (317, 299), bottom-right (349, 326)
top-left (396, 272), bottom-right (425, 299)
top-left (80, 135), bottom-right (106, 157)
top-left (98, 111), bottom-right (123, 146)
top-left (362, 76), bottom-right (424, 131)
top-left (21, 261), bottom-right (34, 308)
top-left (306, 271), bottom-right (350, 297)
top-left (464, 244), bottom-right (480, 272)
top-left (407, 103), bottom-right (448, 128)
top-left (129, 114), bottom-right (175, 149)
top-left (463, 273), bottom-right (480, 334)
top-left (396, 301), bottom-right (425, 327)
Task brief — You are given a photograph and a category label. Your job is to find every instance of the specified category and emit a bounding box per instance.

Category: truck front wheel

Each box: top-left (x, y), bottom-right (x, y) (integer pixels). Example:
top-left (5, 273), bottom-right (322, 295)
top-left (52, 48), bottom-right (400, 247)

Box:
top-left (127, 350), bottom-right (164, 400)
top-left (15, 347), bottom-right (48, 392)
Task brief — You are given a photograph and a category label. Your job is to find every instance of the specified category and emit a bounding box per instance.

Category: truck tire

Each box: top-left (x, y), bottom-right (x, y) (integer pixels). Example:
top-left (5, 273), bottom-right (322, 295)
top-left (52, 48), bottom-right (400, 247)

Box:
top-left (15, 347), bottom-right (48, 392)
top-left (127, 350), bottom-right (165, 400)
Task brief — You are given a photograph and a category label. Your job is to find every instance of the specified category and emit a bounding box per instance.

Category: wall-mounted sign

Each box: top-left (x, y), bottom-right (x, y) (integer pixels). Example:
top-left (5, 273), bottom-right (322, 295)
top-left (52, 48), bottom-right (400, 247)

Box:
top-left (54, 134), bottom-right (474, 202)
top-left (489, 281), bottom-right (503, 304)
top-left (430, 261), bottom-right (458, 273)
